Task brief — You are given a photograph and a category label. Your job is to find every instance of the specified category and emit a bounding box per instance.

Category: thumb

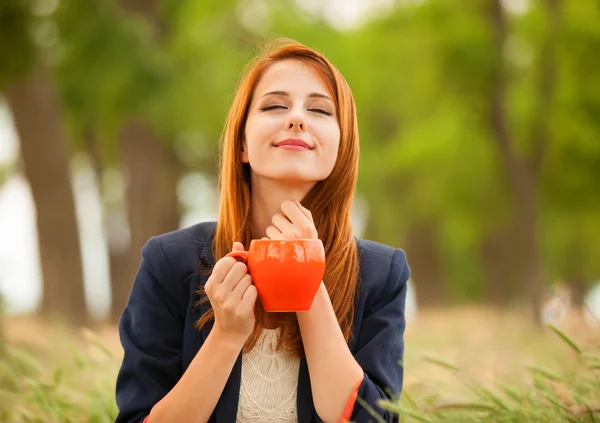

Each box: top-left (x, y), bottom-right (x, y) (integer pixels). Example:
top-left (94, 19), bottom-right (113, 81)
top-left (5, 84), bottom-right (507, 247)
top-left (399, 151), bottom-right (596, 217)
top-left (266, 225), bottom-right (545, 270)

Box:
top-left (232, 242), bottom-right (245, 252)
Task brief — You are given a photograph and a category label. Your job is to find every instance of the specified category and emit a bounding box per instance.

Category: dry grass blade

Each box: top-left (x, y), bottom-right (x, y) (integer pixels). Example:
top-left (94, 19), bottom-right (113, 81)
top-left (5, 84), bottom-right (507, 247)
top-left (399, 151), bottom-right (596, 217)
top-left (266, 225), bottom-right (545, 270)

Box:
top-left (400, 389), bottom-right (421, 411)
top-left (570, 403), bottom-right (600, 417)
top-left (434, 401), bottom-right (497, 412)
top-left (497, 382), bottom-right (522, 404)
top-left (541, 390), bottom-right (572, 415)
top-left (583, 353), bottom-right (600, 363)
top-left (81, 328), bottom-right (114, 358)
top-left (421, 355), bottom-right (460, 372)
top-left (478, 387), bottom-right (510, 411)
top-left (547, 324), bottom-right (582, 355)
top-left (355, 395), bottom-right (386, 423)
top-left (396, 408), bottom-right (433, 423)
top-left (528, 365), bottom-right (562, 382)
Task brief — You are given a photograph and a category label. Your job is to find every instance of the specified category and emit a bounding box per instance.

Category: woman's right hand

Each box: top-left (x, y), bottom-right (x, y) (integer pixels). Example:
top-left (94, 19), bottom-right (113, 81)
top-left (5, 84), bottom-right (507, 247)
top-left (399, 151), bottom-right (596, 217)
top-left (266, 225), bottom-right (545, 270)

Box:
top-left (204, 242), bottom-right (258, 344)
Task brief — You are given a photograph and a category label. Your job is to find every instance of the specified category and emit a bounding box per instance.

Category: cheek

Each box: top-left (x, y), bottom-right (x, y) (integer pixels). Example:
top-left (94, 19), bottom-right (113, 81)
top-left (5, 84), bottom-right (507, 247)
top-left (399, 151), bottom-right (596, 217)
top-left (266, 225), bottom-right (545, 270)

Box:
top-left (244, 120), bottom-right (260, 157)
top-left (323, 126), bottom-right (341, 159)
top-left (245, 115), bottom-right (276, 151)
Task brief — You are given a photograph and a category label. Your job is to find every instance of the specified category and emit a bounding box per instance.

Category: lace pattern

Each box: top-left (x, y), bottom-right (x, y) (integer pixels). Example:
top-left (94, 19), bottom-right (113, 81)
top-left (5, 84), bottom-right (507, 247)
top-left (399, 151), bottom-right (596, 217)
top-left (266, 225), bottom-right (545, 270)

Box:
top-left (236, 328), bottom-right (300, 423)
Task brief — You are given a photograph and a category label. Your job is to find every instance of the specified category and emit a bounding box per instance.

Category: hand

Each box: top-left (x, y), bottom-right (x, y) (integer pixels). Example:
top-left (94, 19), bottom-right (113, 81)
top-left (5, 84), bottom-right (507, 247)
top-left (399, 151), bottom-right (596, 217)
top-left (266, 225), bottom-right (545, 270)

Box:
top-left (266, 200), bottom-right (318, 240)
top-left (204, 242), bottom-right (258, 344)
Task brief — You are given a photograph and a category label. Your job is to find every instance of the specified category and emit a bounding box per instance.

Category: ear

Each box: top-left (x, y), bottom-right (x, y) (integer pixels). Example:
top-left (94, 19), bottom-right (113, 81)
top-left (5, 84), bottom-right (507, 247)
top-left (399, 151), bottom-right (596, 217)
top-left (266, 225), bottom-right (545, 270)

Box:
top-left (241, 138), bottom-right (249, 163)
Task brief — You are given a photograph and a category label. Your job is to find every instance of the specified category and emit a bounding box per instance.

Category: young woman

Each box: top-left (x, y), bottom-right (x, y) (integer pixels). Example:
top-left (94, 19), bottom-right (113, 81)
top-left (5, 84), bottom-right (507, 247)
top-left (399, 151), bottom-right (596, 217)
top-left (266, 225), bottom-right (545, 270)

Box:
top-left (115, 39), bottom-right (410, 423)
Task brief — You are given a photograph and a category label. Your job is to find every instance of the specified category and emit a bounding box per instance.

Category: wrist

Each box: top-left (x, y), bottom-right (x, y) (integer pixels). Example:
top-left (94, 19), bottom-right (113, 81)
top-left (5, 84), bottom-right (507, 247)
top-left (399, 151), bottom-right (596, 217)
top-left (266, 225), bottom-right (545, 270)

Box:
top-left (297, 282), bottom-right (330, 319)
top-left (208, 327), bottom-right (248, 352)
top-left (310, 282), bottom-right (329, 307)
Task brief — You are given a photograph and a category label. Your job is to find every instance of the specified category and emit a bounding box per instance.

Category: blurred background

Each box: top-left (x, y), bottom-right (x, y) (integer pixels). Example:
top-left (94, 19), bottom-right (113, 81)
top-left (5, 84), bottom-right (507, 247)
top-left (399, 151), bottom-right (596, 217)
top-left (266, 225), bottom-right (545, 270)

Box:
top-left (0, 0), bottom-right (600, 421)
top-left (1, 0), bottom-right (599, 326)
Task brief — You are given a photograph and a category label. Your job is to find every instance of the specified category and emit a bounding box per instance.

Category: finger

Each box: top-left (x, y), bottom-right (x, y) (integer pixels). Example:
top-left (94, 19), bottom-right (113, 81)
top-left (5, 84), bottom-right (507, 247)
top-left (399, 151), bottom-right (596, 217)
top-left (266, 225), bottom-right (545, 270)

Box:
top-left (265, 225), bottom-right (284, 240)
top-left (282, 200), bottom-right (317, 239)
top-left (209, 256), bottom-right (238, 286)
top-left (271, 213), bottom-right (296, 237)
top-left (230, 274), bottom-right (252, 301)
top-left (281, 200), bottom-right (312, 227)
top-left (221, 261), bottom-right (248, 292)
top-left (293, 199), bottom-right (313, 220)
top-left (261, 237), bottom-right (269, 240)
top-left (293, 199), bottom-right (314, 223)
top-left (240, 284), bottom-right (258, 313)
top-left (232, 242), bottom-right (244, 252)
top-left (296, 199), bottom-right (314, 221)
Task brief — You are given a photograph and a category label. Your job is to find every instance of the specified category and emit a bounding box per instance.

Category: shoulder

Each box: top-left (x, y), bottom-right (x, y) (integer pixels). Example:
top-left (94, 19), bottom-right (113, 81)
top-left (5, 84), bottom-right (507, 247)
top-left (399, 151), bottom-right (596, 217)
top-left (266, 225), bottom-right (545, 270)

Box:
top-left (356, 237), bottom-right (408, 276)
top-left (145, 221), bottom-right (216, 255)
top-left (151, 221), bottom-right (217, 249)
top-left (140, 221), bottom-right (216, 285)
top-left (355, 238), bottom-right (410, 310)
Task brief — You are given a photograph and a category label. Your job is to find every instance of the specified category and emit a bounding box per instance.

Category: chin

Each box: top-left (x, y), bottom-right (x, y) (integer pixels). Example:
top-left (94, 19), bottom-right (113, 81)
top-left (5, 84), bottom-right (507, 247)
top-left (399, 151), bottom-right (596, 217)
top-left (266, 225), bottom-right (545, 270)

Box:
top-left (273, 173), bottom-right (317, 184)
top-left (265, 168), bottom-right (321, 184)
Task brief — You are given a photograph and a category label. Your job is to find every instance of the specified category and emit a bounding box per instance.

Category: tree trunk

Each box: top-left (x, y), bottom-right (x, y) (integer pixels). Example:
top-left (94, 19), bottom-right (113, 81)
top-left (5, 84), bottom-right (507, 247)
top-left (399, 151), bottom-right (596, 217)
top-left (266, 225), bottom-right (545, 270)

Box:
top-left (108, 0), bottom-right (180, 323)
top-left (481, 225), bottom-right (515, 306)
top-left (113, 119), bottom-right (180, 322)
top-left (488, 0), bottom-right (558, 324)
top-left (404, 221), bottom-right (445, 307)
top-left (563, 234), bottom-right (588, 309)
top-left (4, 67), bottom-right (88, 325)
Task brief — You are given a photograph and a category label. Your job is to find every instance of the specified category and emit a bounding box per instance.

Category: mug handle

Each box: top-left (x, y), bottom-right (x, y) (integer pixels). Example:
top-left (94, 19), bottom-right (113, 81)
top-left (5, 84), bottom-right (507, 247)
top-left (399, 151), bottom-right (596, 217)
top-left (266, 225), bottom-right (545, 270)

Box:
top-left (225, 251), bottom-right (249, 263)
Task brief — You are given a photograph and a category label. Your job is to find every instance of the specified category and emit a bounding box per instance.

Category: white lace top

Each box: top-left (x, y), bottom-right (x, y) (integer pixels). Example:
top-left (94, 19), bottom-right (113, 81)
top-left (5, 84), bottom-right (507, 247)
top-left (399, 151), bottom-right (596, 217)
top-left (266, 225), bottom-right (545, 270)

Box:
top-left (236, 328), bottom-right (300, 423)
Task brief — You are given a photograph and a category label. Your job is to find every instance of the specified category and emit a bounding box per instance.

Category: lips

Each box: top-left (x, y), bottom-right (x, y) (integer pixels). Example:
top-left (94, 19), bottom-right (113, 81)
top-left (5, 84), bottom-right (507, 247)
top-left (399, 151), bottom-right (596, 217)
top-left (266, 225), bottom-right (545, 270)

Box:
top-left (274, 138), bottom-right (312, 149)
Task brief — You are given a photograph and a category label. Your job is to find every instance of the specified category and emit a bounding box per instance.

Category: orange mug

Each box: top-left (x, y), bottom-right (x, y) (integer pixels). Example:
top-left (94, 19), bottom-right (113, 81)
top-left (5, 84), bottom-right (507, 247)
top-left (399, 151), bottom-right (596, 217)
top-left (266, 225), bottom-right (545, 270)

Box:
top-left (226, 239), bottom-right (326, 312)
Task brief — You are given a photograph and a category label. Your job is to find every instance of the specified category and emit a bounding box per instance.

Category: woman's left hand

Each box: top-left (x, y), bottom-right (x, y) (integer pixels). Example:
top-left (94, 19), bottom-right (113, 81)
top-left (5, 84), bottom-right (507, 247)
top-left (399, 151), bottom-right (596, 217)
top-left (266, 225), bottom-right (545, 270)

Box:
top-left (266, 200), bottom-right (318, 240)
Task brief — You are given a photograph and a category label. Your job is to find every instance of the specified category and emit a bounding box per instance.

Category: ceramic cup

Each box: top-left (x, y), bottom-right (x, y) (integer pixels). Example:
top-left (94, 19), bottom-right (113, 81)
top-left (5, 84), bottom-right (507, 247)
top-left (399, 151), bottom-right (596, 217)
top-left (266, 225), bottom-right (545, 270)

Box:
top-left (225, 239), bottom-right (326, 312)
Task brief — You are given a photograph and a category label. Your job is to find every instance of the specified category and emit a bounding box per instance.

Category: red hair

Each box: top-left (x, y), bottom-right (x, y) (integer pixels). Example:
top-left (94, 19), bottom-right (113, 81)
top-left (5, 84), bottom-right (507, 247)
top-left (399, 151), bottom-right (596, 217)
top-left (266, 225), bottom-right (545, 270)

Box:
top-left (195, 39), bottom-right (360, 357)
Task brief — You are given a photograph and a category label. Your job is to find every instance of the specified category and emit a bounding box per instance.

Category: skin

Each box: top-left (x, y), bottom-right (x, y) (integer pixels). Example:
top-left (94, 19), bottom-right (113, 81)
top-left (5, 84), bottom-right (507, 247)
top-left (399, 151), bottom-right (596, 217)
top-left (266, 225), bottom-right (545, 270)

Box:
top-left (149, 59), bottom-right (362, 423)
top-left (243, 59), bottom-right (341, 239)
top-left (265, 199), bottom-right (364, 423)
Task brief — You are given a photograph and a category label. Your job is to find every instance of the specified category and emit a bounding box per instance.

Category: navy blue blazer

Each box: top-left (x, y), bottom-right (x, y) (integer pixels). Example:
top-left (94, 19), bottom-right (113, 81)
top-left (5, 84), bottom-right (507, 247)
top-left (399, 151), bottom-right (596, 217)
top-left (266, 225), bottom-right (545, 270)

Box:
top-left (115, 221), bottom-right (410, 423)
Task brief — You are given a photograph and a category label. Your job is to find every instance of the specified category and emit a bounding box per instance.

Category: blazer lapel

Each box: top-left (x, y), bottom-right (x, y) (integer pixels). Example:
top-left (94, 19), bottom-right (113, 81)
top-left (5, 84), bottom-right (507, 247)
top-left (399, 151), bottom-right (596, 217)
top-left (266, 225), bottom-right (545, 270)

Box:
top-left (214, 352), bottom-right (243, 423)
top-left (197, 228), bottom-right (216, 348)
top-left (297, 358), bottom-right (317, 423)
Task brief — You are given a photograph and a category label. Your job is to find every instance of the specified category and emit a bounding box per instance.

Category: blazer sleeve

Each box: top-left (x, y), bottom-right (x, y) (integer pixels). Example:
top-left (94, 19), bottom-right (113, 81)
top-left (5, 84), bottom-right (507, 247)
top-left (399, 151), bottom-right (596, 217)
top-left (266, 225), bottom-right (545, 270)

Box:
top-left (350, 248), bottom-right (410, 423)
top-left (115, 237), bottom-right (186, 423)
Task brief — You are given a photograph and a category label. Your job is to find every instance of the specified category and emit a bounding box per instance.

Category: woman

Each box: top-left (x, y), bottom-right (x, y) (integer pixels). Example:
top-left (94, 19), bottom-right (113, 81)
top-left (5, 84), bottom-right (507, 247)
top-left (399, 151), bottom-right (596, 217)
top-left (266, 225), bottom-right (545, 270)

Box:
top-left (115, 39), bottom-right (410, 423)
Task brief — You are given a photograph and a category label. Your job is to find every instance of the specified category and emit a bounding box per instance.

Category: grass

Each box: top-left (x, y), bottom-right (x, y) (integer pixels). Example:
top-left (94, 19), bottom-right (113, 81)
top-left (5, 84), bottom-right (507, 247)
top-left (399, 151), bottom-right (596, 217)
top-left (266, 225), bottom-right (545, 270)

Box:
top-left (0, 307), bottom-right (598, 422)
top-left (385, 307), bottom-right (600, 422)
top-left (0, 318), bottom-right (119, 422)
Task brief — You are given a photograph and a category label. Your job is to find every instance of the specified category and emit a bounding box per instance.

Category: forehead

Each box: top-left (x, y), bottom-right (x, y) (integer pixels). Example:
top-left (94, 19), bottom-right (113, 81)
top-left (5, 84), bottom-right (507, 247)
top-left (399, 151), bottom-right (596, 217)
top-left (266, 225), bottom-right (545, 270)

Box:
top-left (254, 59), bottom-right (331, 97)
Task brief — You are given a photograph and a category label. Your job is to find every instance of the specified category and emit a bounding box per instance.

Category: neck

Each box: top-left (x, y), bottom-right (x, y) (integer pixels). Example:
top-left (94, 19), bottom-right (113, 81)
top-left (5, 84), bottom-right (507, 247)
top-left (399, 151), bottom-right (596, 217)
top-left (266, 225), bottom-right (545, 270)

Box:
top-left (250, 176), bottom-right (315, 239)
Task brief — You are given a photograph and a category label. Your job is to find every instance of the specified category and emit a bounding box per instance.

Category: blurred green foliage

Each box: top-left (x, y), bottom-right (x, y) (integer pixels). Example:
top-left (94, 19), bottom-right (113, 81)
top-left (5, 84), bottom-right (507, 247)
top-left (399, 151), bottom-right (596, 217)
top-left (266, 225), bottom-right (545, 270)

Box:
top-left (1, 0), bottom-right (599, 304)
top-left (0, 1), bottom-right (36, 84)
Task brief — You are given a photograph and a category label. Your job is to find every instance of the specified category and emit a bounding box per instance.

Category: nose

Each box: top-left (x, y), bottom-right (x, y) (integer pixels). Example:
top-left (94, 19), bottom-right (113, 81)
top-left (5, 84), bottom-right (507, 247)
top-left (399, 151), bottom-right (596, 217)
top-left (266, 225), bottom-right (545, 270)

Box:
top-left (285, 110), bottom-right (306, 132)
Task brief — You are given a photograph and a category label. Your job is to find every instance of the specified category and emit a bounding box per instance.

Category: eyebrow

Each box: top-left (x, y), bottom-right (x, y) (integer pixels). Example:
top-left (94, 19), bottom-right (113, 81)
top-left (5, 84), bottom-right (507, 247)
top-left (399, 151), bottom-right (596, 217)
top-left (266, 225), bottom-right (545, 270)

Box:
top-left (260, 90), bottom-right (334, 102)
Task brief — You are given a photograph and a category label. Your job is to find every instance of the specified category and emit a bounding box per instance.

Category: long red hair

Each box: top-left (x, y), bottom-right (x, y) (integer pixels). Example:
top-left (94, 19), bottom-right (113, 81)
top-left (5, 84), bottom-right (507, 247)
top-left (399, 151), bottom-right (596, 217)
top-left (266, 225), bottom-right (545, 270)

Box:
top-left (195, 39), bottom-right (360, 358)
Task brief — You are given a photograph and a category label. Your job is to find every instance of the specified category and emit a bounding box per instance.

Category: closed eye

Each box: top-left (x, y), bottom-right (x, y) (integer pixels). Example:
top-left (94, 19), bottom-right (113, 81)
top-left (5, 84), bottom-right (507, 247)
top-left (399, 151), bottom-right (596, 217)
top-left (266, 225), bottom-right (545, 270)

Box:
top-left (260, 105), bottom-right (287, 111)
top-left (308, 108), bottom-right (333, 116)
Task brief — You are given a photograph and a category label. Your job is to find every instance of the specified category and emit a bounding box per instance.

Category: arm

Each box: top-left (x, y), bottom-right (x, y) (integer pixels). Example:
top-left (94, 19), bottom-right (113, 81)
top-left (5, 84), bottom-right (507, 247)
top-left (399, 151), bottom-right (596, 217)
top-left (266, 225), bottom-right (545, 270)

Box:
top-left (115, 237), bottom-right (248, 423)
top-left (298, 248), bottom-right (409, 423)
top-left (148, 329), bottom-right (244, 423)
top-left (348, 249), bottom-right (409, 423)
top-left (296, 284), bottom-right (364, 423)
top-left (267, 200), bottom-right (409, 422)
